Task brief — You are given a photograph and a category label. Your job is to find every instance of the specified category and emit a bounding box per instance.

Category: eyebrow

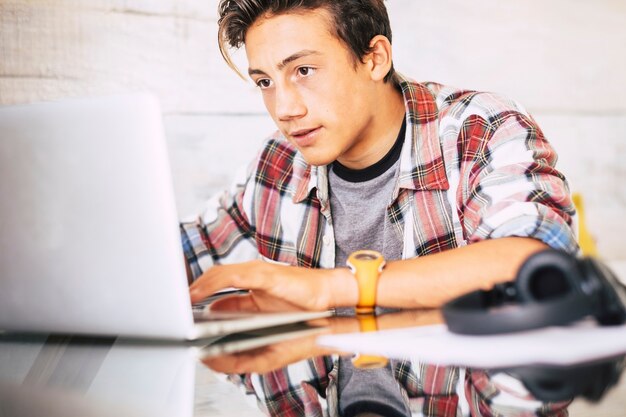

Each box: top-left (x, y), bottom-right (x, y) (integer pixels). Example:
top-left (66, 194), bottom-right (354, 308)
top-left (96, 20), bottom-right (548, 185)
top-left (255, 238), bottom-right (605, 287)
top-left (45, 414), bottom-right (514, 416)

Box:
top-left (248, 49), bottom-right (322, 76)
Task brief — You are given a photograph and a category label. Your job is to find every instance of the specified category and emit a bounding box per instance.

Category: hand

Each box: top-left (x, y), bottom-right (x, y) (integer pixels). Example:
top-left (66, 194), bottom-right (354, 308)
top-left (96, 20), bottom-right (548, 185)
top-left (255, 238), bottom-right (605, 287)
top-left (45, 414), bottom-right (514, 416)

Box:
top-left (189, 260), bottom-right (356, 312)
top-left (201, 310), bottom-right (442, 374)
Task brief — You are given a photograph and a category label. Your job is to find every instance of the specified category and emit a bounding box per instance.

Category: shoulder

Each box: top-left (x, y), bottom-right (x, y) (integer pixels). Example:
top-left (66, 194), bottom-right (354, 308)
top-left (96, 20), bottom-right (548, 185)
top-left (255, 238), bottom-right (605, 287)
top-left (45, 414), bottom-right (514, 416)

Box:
top-left (424, 81), bottom-right (533, 129)
top-left (256, 131), bottom-right (299, 170)
top-left (250, 130), bottom-right (310, 196)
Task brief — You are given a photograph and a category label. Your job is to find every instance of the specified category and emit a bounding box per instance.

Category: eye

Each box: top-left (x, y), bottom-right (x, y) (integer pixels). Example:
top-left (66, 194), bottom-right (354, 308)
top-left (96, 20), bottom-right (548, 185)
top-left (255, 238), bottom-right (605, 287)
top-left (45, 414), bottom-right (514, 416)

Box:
top-left (256, 78), bottom-right (273, 89)
top-left (297, 66), bottom-right (315, 77)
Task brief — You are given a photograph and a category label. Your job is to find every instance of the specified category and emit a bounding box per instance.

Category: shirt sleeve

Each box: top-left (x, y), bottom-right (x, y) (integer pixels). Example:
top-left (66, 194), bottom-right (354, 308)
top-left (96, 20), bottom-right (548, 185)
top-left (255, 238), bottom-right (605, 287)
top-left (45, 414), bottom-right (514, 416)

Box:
top-left (458, 110), bottom-right (578, 254)
top-left (179, 162), bottom-right (259, 281)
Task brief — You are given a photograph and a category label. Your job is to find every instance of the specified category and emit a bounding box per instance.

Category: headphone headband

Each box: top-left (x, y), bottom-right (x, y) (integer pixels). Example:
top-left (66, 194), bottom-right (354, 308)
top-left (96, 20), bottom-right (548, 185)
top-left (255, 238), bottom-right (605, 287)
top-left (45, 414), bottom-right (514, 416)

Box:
top-left (442, 249), bottom-right (626, 335)
top-left (443, 289), bottom-right (591, 335)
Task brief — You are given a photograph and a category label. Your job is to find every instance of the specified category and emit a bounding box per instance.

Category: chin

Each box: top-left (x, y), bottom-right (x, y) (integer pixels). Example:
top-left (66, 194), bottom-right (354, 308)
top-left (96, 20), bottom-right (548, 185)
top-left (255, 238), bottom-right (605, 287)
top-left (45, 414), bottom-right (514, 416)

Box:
top-left (299, 150), bottom-right (336, 167)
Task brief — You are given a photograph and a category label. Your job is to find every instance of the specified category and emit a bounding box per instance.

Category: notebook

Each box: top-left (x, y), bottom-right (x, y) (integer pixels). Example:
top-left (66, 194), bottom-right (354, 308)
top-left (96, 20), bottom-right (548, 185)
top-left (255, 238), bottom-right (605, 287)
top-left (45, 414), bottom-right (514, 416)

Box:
top-left (0, 93), bottom-right (331, 340)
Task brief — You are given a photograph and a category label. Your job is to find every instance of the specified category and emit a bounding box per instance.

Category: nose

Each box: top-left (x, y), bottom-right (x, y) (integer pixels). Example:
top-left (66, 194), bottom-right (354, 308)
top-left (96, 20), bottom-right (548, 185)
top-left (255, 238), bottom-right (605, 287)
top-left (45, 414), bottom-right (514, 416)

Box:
top-left (275, 83), bottom-right (307, 121)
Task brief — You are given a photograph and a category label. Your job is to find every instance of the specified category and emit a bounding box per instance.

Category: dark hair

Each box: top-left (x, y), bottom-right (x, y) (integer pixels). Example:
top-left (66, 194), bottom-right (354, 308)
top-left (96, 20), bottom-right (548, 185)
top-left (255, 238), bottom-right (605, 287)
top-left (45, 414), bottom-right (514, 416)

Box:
top-left (217, 0), bottom-right (396, 83)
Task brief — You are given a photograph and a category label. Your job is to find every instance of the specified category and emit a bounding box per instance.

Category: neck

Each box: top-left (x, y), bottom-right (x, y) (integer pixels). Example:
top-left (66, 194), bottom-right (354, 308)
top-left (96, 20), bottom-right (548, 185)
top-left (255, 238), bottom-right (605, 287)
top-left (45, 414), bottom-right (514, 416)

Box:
top-left (336, 81), bottom-right (405, 170)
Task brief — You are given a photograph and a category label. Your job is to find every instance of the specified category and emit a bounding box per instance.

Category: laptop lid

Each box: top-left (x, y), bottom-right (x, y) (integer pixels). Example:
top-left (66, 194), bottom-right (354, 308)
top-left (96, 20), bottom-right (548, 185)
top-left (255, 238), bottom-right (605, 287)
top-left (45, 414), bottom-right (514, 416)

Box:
top-left (0, 94), bottom-right (196, 339)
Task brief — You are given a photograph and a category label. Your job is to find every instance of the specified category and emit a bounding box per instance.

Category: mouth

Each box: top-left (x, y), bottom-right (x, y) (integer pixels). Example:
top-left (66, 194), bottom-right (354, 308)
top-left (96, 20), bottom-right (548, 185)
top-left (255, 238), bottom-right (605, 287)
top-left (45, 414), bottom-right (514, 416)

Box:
top-left (288, 127), bottom-right (321, 147)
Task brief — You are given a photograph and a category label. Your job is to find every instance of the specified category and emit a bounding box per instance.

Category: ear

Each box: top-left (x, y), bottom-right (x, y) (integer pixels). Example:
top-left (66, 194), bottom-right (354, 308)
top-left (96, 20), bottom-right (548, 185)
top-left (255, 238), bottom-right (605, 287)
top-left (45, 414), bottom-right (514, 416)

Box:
top-left (363, 35), bottom-right (393, 82)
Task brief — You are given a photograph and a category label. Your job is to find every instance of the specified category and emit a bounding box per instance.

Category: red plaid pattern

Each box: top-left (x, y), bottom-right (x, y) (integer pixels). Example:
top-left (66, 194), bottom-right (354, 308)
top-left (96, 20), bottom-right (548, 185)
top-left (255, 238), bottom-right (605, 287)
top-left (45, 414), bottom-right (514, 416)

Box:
top-left (189, 75), bottom-right (579, 416)
top-left (228, 357), bottom-right (570, 416)
top-left (181, 75), bottom-right (577, 278)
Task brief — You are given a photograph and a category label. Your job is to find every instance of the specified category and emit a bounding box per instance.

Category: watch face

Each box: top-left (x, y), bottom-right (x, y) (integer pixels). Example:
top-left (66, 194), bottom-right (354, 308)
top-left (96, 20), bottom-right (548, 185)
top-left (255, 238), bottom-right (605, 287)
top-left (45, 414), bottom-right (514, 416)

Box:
top-left (354, 252), bottom-right (380, 261)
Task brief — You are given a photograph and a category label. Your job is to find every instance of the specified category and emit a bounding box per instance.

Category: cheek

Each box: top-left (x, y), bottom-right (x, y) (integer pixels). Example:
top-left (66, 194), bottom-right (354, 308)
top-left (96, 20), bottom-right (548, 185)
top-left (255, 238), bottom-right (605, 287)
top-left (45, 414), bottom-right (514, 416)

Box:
top-left (311, 89), bottom-right (346, 124)
top-left (261, 93), bottom-right (276, 118)
top-left (325, 79), bottom-right (358, 113)
top-left (262, 93), bottom-right (288, 132)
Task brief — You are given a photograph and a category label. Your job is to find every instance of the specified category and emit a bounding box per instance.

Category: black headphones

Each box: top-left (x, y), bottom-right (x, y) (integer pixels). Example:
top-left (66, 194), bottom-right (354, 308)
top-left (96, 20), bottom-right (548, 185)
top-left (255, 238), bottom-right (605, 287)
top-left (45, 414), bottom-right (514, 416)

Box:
top-left (442, 249), bottom-right (626, 335)
top-left (502, 354), bottom-right (625, 402)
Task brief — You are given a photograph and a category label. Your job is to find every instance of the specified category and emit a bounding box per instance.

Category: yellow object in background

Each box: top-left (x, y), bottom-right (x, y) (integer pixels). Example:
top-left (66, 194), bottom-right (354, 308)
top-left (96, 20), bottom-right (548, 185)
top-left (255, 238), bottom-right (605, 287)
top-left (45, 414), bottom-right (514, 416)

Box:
top-left (572, 193), bottom-right (599, 257)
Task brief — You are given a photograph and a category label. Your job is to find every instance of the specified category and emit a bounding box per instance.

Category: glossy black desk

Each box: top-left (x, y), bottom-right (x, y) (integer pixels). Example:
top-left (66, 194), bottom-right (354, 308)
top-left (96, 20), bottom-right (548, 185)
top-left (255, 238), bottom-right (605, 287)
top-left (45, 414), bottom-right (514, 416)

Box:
top-left (1, 314), bottom-right (625, 417)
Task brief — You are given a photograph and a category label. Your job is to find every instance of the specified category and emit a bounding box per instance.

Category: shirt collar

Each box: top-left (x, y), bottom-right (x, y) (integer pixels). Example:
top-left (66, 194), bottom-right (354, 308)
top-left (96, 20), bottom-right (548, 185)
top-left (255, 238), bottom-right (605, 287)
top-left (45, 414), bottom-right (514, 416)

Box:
top-left (292, 74), bottom-right (449, 204)
top-left (396, 74), bottom-right (449, 192)
top-left (292, 155), bottom-right (317, 204)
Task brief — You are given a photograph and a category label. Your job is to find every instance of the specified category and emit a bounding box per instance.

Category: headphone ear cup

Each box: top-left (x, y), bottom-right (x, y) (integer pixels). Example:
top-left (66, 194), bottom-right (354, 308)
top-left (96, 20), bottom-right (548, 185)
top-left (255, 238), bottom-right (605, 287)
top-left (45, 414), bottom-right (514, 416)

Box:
top-left (515, 249), bottom-right (582, 302)
top-left (443, 249), bottom-right (597, 335)
top-left (583, 257), bottom-right (626, 325)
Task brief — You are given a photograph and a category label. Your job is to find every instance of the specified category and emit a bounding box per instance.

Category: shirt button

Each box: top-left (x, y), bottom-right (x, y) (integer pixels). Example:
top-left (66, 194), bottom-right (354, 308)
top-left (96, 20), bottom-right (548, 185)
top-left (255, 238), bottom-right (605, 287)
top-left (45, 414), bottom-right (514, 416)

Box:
top-left (323, 235), bottom-right (331, 245)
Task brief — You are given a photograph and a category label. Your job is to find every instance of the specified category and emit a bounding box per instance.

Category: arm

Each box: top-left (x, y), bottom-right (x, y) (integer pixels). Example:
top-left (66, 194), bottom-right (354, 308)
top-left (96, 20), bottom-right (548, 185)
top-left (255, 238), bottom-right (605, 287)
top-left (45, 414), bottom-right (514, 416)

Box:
top-left (333, 236), bottom-right (548, 309)
top-left (365, 108), bottom-right (579, 309)
top-left (191, 236), bottom-right (546, 310)
top-left (180, 164), bottom-right (258, 281)
top-left (191, 107), bottom-right (577, 311)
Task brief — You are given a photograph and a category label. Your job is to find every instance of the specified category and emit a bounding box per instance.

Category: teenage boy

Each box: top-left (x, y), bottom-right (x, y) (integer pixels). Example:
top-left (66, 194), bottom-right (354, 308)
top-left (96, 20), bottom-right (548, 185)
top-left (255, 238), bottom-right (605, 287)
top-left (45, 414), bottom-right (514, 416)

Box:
top-left (181, 0), bottom-right (577, 312)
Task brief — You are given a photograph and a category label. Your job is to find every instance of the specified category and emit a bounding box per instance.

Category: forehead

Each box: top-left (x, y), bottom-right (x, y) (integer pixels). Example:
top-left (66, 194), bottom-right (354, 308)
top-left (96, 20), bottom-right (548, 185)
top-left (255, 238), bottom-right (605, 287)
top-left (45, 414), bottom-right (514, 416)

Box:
top-left (244, 9), bottom-right (348, 65)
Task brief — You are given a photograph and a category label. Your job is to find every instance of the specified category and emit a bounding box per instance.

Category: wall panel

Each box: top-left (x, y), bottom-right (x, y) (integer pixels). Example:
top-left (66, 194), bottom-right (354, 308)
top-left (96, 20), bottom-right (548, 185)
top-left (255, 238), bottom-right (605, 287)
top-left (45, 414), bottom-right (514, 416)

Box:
top-left (1, 0), bottom-right (624, 259)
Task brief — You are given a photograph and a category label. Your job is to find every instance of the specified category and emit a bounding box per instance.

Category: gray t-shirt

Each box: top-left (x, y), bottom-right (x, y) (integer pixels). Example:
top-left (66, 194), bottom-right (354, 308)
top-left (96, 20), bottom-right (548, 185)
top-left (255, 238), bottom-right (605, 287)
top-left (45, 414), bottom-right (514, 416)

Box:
top-left (328, 116), bottom-right (406, 268)
top-left (330, 117), bottom-right (410, 417)
top-left (329, 159), bottom-right (403, 268)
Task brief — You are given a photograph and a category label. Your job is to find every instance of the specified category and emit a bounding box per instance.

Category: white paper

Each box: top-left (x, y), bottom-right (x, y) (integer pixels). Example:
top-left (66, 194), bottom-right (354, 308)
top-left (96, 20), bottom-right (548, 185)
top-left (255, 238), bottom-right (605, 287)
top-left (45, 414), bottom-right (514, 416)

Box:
top-left (316, 320), bottom-right (626, 368)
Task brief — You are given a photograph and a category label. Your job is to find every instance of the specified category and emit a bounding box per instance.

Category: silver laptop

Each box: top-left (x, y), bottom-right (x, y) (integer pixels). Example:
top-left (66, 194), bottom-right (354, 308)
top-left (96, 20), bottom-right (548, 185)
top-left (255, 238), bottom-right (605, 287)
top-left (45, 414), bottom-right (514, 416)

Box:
top-left (0, 94), bottom-right (330, 340)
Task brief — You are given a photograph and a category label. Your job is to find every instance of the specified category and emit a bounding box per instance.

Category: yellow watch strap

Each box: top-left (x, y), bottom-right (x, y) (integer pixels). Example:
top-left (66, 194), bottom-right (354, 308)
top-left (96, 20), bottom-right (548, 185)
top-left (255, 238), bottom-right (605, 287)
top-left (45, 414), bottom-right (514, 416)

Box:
top-left (347, 250), bottom-right (385, 314)
top-left (355, 265), bottom-right (378, 314)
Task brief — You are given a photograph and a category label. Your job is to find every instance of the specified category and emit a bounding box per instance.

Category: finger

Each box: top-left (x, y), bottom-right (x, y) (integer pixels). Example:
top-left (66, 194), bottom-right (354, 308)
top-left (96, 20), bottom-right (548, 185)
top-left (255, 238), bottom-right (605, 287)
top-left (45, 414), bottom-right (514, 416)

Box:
top-left (209, 294), bottom-right (260, 312)
top-left (210, 293), bottom-right (304, 312)
top-left (189, 265), bottom-right (242, 303)
top-left (189, 261), bottom-right (270, 303)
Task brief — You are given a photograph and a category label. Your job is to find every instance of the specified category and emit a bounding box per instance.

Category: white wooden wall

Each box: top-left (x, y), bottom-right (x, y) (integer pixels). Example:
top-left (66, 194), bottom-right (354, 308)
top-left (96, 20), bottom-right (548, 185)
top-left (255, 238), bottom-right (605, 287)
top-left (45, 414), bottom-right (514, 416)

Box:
top-left (1, 0), bottom-right (625, 262)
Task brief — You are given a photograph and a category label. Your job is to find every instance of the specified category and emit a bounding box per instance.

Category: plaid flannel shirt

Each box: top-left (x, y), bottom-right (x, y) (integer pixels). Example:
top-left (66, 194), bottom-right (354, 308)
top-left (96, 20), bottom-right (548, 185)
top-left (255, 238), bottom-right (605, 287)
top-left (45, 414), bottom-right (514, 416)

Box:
top-left (180, 75), bottom-right (577, 277)
top-left (186, 76), bottom-right (578, 415)
top-left (226, 356), bottom-right (570, 417)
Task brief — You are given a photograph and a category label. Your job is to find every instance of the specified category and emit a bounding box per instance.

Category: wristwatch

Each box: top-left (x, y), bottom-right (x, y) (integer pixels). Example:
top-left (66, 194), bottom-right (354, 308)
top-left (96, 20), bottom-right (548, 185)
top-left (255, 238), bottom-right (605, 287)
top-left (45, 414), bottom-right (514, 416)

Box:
top-left (347, 250), bottom-right (386, 314)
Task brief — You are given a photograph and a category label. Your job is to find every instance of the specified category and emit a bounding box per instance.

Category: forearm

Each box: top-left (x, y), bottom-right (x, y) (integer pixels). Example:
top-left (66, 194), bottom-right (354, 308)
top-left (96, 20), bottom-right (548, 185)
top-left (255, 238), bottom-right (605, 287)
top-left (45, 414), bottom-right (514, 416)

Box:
top-left (195, 237), bottom-right (548, 312)
top-left (328, 237), bottom-right (548, 309)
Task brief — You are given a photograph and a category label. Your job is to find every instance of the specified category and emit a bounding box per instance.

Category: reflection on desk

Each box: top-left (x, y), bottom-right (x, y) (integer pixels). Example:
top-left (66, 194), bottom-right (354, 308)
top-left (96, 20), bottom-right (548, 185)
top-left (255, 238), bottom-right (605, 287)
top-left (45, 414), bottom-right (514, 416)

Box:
top-left (0, 335), bottom-right (196, 417)
top-left (0, 311), bottom-right (625, 417)
top-left (204, 354), bottom-right (626, 417)
top-left (200, 312), bottom-right (626, 417)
